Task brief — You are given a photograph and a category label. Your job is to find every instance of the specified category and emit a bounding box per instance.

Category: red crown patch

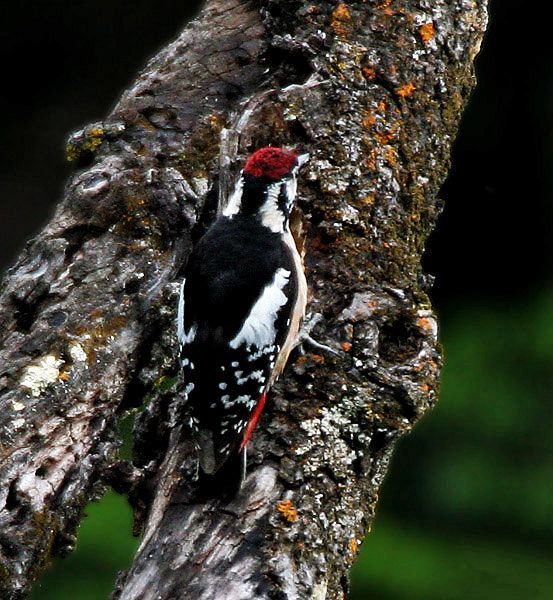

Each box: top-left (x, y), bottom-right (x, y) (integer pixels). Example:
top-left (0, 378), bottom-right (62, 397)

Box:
top-left (243, 147), bottom-right (298, 181)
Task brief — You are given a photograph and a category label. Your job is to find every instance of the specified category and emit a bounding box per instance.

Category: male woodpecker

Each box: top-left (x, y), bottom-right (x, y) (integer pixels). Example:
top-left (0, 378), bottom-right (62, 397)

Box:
top-left (177, 146), bottom-right (309, 484)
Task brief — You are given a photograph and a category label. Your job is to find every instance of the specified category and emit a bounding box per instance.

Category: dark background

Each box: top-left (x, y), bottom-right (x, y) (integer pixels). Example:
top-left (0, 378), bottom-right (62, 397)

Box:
top-left (1, 1), bottom-right (551, 598)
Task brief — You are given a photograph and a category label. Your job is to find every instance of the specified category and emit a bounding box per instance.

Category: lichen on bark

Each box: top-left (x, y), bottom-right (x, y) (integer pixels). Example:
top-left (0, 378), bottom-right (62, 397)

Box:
top-left (0, 1), bottom-right (488, 598)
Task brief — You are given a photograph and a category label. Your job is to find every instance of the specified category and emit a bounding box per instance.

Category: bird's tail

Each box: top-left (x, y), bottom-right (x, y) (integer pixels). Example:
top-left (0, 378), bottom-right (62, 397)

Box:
top-left (196, 428), bottom-right (246, 497)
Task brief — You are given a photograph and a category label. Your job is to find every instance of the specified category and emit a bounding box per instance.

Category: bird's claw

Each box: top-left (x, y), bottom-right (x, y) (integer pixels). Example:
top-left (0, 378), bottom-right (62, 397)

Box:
top-left (295, 312), bottom-right (340, 356)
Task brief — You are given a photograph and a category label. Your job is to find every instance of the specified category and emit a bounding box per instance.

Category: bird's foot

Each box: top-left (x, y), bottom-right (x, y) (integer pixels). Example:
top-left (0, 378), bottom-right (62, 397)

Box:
top-left (296, 312), bottom-right (340, 356)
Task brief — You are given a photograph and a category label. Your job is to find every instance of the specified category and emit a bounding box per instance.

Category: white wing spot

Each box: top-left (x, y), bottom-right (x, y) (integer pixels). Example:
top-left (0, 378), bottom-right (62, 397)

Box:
top-left (219, 382), bottom-right (227, 390)
top-left (236, 369), bottom-right (266, 385)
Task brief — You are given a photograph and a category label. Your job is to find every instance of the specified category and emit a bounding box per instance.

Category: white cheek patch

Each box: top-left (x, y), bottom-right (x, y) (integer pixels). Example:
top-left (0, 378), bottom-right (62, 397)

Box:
top-left (230, 268), bottom-right (290, 350)
top-left (285, 178), bottom-right (297, 212)
top-left (259, 183), bottom-right (285, 233)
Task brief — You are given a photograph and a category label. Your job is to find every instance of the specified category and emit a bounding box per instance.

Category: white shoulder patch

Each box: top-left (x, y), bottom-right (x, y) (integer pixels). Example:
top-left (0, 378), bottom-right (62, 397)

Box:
top-left (230, 268), bottom-right (291, 350)
top-left (222, 176), bottom-right (244, 217)
top-left (177, 279), bottom-right (186, 342)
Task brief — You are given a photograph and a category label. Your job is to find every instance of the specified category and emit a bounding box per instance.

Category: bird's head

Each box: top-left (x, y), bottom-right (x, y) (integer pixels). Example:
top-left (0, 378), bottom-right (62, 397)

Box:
top-left (223, 147), bottom-right (309, 233)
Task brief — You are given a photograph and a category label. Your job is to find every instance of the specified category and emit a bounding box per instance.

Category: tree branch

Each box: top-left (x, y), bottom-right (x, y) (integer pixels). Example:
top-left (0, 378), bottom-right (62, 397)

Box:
top-left (0, 0), bottom-right (488, 598)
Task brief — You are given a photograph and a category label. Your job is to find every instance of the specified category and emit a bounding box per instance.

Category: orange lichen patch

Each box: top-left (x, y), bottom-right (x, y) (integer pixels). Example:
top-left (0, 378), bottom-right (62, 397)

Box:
top-left (363, 149), bottom-right (379, 171)
top-left (359, 194), bottom-right (375, 206)
top-left (414, 357), bottom-right (440, 376)
top-left (207, 113), bottom-right (224, 129)
top-left (374, 128), bottom-right (397, 145)
top-left (124, 195), bottom-right (146, 213)
top-left (420, 383), bottom-right (431, 393)
top-left (331, 3), bottom-right (352, 37)
top-left (276, 500), bottom-right (298, 523)
top-left (417, 317), bottom-right (435, 334)
top-left (397, 82), bottom-right (416, 97)
top-left (296, 354), bottom-right (325, 365)
top-left (74, 314), bottom-right (127, 361)
top-left (362, 66), bottom-right (376, 80)
top-left (428, 359), bottom-right (439, 372)
top-left (377, 100), bottom-right (388, 112)
top-left (384, 146), bottom-right (398, 166)
top-left (419, 22), bottom-right (436, 43)
top-left (376, 0), bottom-right (394, 15)
top-left (341, 341), bottom-right (352, 352)
top-left (368, 299), bottom-right (379, 311)
top-left (362, 111), bottom-right (377, 128)
top-left (58, 371), bottom-right (70, 382)
top-left (349, 538), bottom-right (358, 554)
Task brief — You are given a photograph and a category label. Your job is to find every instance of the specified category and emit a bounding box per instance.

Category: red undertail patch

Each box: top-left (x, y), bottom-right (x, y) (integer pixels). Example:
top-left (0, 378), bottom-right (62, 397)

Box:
top-left (240, 391), bottom-right (267, 451)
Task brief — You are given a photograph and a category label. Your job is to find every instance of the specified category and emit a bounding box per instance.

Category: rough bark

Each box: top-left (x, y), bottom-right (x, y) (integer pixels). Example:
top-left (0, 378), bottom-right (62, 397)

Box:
top-left (0, 0), bottom-right (487, 598)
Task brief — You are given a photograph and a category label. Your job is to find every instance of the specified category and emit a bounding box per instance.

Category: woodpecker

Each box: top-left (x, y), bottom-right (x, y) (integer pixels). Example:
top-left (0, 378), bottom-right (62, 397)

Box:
top-left (177, 146), bottom-right (309, 484)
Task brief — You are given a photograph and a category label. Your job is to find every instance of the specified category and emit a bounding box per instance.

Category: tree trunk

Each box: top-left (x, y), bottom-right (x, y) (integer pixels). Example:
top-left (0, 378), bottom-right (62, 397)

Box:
top-left (0, 1), bottom-right (488, 598)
